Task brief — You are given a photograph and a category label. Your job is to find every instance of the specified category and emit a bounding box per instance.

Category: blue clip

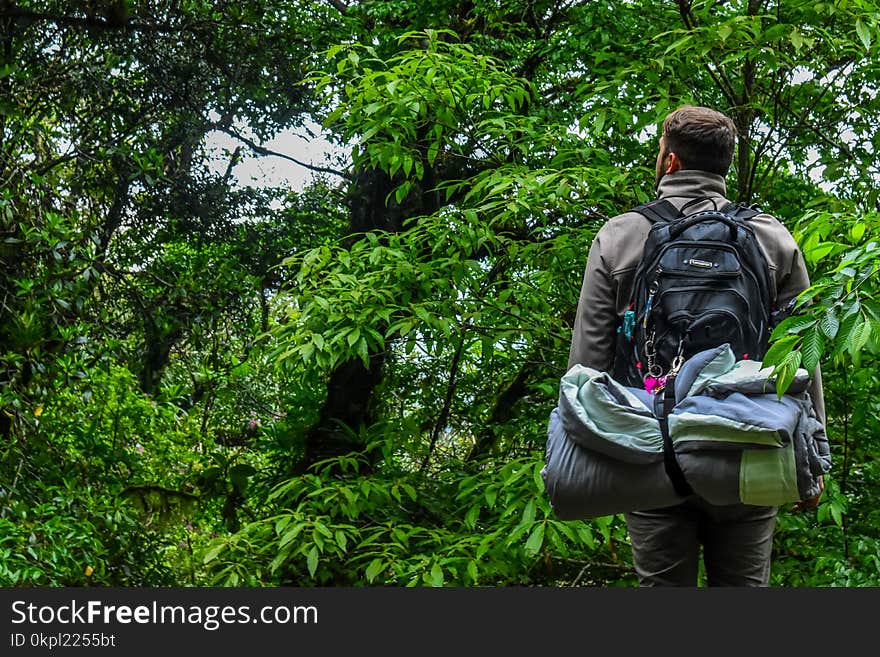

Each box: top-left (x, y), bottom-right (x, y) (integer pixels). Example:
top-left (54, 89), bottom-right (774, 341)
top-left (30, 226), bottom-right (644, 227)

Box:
top-left (622, 309), bottom-right (636, 339)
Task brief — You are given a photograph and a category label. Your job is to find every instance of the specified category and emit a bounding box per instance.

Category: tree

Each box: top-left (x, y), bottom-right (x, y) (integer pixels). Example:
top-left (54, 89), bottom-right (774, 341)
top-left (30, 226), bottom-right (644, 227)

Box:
top-left (3, 0), bottom-right (879, 587)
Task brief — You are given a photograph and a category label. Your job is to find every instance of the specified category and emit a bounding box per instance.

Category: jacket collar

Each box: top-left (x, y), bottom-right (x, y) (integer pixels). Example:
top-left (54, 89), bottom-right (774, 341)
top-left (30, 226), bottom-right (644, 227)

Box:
top-left (656, 170), bottom-right (728, 200)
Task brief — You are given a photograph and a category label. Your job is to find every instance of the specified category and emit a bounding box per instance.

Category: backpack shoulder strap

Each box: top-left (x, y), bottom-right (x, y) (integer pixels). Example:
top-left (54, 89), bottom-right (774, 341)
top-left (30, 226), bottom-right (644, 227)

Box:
top-left (630, 199), bottom-right (682, 224)
top-left (721, 201), bottom-right (761, 221)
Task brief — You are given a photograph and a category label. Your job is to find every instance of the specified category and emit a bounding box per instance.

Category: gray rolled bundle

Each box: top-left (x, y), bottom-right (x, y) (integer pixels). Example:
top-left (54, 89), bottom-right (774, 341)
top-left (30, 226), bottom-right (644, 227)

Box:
top-left (541, 344), bottom-right (830, 520)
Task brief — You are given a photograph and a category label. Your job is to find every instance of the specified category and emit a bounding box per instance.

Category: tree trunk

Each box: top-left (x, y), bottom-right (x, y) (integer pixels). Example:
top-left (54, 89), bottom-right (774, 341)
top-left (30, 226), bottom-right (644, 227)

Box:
top-left (297, 167), bottom-right (399, 472)
top-left (298, 141), bottom-right (444, 471)
top-left (468, 358), bottom-right (537, 461)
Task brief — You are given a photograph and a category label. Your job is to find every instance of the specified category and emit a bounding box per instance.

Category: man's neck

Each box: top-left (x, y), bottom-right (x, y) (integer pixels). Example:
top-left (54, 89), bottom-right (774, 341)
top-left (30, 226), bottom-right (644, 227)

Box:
top-left (656, 170), bottom-right (727, 199)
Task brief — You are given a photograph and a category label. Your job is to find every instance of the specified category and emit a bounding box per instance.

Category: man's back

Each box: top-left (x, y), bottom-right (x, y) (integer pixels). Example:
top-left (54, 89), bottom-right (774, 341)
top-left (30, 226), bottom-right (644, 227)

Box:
top-left (565, 105), bottom-right (826, 586)
top-left (570, 171), bottom-right (807, 371)
top-left (568, 169), bottom-right (824, 425)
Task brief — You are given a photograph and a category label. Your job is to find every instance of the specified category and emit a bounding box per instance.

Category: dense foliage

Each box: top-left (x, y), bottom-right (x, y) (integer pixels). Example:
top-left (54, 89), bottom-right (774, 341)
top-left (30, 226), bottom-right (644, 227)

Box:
top-left (2, 0), bottom-right (878, 587)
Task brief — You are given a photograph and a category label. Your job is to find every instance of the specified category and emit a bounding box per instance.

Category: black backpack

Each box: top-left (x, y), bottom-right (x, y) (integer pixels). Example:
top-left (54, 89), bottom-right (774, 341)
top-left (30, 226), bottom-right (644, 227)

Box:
top-left (612, 198), bottom-right (774, 392)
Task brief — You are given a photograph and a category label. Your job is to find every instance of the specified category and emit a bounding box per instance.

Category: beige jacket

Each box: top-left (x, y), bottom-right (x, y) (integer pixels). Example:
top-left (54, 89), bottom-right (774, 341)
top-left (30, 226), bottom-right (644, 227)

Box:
top-left (567, 169), bottom-right (826, 425)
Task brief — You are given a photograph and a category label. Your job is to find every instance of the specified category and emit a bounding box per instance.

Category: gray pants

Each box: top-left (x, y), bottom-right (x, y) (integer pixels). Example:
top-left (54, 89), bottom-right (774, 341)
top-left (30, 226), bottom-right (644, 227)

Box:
top-left (624, 497), bottom-right (778, 586)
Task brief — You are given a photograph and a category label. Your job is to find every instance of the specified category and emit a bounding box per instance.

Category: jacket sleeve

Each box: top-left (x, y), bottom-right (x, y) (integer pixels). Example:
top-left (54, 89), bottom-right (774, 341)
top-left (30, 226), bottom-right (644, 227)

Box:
top-left (776, 243), bottom-right (827, 428)
top-left (567, 229), bottom-right (619, 373)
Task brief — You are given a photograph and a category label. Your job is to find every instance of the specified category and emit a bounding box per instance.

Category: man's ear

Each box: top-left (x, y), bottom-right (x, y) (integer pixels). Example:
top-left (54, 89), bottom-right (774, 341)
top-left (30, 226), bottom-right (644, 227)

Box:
top-left (664, 151), bottom-right (682, 175)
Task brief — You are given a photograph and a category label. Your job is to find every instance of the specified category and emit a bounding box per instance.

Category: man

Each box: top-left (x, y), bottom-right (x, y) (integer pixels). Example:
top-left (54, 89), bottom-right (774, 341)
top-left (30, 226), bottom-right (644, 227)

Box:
top-left (567, 105), bottom-right (825, 586)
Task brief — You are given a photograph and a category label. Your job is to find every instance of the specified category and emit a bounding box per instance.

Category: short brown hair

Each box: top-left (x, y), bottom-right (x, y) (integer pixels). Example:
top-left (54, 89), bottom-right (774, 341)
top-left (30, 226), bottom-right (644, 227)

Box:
top-left (662, 106), bottom-right (737, 175)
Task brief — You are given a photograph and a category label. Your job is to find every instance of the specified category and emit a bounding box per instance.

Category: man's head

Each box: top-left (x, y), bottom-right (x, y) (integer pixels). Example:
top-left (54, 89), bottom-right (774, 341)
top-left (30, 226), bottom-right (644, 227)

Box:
top-left (655, 105), bottom-right (738, 187)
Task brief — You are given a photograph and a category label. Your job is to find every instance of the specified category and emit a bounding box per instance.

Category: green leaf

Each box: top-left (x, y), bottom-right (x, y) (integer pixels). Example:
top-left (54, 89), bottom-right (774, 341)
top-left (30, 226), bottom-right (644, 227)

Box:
top-left (394, 181), bottom-right (411, 204)
top-left (576, 524), bottom-right (595, 549)
top-left (365, 558), bottom-right (384, 583)
top-left (413, 305), bottom-right (432, 324)
top-left (430, 562), bottom-right (444, 586)
top-left (427, 140), bottom-right (440, 165)
top-left (335, 530), bottom-right (348, 552)
top-left (593, 514), bottom-right (613, 542)
top-left (467, 560), bottom-right (479, 583)
top-left (279, 523), bottom-right (305, 549)
top-left (306, 546), bottom-right (319, 577)
top-left (762, 335), bottom-right (800, 368)
top-left (850, 317), bottom-right (872, 355)
top-left (485, 488), bottom-right (497, 507)
top-left (357, 337), bottom-right (370, 368)
top-left (864, 300), bottom-right (880, 322)
top-left (856, 18), bottom-right (872, 50)
top-left (270, 549), bottom-right (291, 574)
top-left (524, 523), bottom-right (545, 556)
top-left (533, 462), bottom-right (545, 492)
top-left (521, 499), bottom-right (536, 525)
top-left (770, 314), bottom-right (816, 341)
top-left (851, 222), bottom-right (866, 242)
top-left (819, 310), bottom-right (839, 340)
top-left (202, 541), bottom-right (226, 564)
top-left (275, 516), bottom-right (292, 535)
top-left (830, 503), bottom-right (843, 527)
top-left (664, 34), bottom-right (693, 55)
top-left (465, 505), bottom-right (479, 529)
top-left (801, 327), bottom-right (823, 373)
top-left (553, 520), bottom-right (580, 545)
top-left (774, 350), bottom-right (802, 397)
top-left (836, 310), bottom-right (861, 355)
top-left (803, 241), bottom-right (836, 264)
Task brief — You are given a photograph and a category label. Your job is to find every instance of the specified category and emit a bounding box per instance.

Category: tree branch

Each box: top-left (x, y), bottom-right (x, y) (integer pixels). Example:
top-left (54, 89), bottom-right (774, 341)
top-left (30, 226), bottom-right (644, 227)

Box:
top-left (219, 126), bottom-right (353, 181)
top-left (421, 329), bottom-right (468, 473)
top-left (761, 75), bottom-right (855, 176)
top-left (325, 0), bottom-right (349, 14)
top-left (0, 6), bottom-right (214, 35)
top-left (674, 0), bottom-right (739, 106)
top-left (222, 146), bottom-right (244, 185)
